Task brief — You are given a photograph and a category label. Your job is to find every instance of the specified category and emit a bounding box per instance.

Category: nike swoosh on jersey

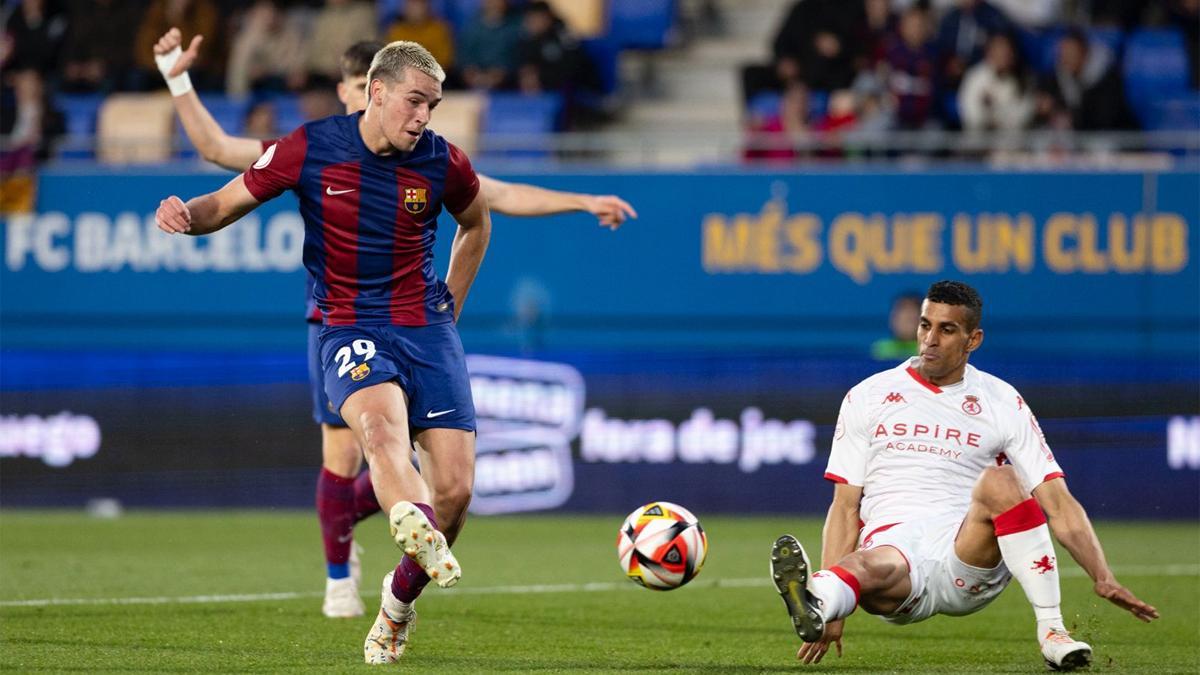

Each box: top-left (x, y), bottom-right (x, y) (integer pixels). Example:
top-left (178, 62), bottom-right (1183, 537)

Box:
top-left (326, 187), bottom-right (356, 196)
top-left (426, 409), bottom-right (456, 418)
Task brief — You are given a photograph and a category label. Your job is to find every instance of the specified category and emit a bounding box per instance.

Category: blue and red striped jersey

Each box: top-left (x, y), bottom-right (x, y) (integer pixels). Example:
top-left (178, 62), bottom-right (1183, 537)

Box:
top-left (243, 113), bottom-right (480, 326)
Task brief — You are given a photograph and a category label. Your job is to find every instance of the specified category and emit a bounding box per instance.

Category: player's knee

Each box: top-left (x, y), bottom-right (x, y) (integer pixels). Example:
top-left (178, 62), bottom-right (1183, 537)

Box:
top-left (434, 480), bottom-right (472, 516)
top-left (972, 465), bottom-right (1027, 513)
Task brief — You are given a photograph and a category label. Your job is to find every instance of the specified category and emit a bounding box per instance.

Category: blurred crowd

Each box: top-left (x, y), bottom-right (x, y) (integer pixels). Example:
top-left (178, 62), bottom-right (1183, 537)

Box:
top-left (742, 0), bottom-right (1200, 160)
top-left (0, 0), bottom-right (603, 157)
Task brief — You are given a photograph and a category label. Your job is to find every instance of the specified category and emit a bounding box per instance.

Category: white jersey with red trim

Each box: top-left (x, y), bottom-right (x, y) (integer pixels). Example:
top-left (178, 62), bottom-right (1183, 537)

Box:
top-left (827, 358), bottom-right (1063, 536)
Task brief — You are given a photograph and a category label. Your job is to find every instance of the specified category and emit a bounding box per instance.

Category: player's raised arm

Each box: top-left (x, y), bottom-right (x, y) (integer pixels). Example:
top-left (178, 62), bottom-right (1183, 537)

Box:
top-left (155, 174), bottom-right (261, 236)
top-left (477, 174), bottom-right (637, 229)
top-left (154, 27), bottom-right (266, 171)
top-left (1032, 478), bottom-right (1160, 622)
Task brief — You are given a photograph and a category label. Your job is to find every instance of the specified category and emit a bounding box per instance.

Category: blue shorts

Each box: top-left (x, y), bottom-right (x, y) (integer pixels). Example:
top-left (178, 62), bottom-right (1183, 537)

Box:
top-left (307, 322), bottom-right (346, 426)
top-left (319, 322), bottom-right (476, 432)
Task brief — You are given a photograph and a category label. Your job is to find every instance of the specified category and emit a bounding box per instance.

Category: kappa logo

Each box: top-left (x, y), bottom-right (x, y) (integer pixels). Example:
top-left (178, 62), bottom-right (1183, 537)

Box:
top-left (962, 395), bottom-right (982, 416)
top-left (404, 187), bottom-right (428, 214)
top-left (1031, 555), bottom-right (1056, 574)
top-left (883, 392), bottom-right (906, 404)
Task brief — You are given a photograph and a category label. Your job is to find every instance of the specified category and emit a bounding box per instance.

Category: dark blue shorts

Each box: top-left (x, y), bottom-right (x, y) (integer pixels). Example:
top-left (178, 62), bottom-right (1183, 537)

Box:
top-left (319, 322), bottom-right (476, 432)
top-left (307, 322), bottom-right (346, 427)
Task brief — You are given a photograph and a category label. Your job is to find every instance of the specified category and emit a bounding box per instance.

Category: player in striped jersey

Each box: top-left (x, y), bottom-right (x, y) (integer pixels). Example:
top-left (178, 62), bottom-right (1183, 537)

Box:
top-left (153, 29), bottom-right (635, 620)
top-left (156, 41), bottom-right (498, 664)
top-left (771, 281), bottom-right (1158, 671)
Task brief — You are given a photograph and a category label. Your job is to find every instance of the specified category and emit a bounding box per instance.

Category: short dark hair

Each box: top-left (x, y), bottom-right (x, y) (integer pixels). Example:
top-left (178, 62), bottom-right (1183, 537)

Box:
top-left (926, 280), bottom-right (983, 330)
top-left (340, 41), bottom-right (385, 79)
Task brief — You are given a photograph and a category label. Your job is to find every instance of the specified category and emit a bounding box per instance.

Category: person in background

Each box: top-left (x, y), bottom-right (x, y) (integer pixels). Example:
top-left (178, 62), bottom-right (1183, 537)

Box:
top-left (881, 6), bottom-right (940, 130)
top-left (303, 0), bottom-right (377, 88)
top-left (870, 291), bottom-right (922, 360)
top-left (958, 32), bottom-right (1034, 133)
top-left (458, 0), bottom-right (521, 91)
top-left (385, 0), bottom-right (454, 71)
top-left (135, 0), bottom-right (220, 90)
top-left (516, 1), bottom-right (584, 94)
top-left (59, 0), bottom-right (142, 92)
top-left (1035, 28), bottom-right (1137, 131)
top-left (225, 0), bottom-right (305, 96)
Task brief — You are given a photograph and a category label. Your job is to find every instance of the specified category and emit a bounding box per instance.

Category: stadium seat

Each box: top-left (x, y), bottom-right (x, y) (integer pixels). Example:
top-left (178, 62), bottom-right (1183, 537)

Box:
top-left (269, 95), bottom-right (308, 135)
top-left (580, 37), bottom-right (620, 98)
top-left (608, 0), bottom-right (677, 50)
top-left (431, 90), bottom-right (486, 154)
top-left (1019, 27), bottom-right (1126, 75)
top-left (378, 0), bottom-right (454, 25)
top-left (546, 0), bottom-right (604, 38)
top-left (96, 93), bottom-right (177, 164)
top-left (1124, 29), bottom-right (1190, 97)
top-left (1137, 92), bottom-right (1200, 131)
top-left (55, 93), bottom-right (106, 159)
top-left (746, 92), bottom-right (781, 121)
top-left (482, 92), bottom-right (562, 158)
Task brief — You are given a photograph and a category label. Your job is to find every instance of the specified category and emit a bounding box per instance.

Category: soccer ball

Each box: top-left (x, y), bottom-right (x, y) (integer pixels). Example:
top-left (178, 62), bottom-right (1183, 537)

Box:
top-left (617, 501), bottom-right (708, 590)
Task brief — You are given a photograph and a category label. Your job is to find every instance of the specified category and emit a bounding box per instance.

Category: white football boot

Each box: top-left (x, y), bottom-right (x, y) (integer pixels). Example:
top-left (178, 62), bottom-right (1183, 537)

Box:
top-left (388, 501), bottom-right (461, 588)
top-left (1040, 628), bottom-right (1092, 671)
top-left (770, 534), bottom-right (826, 643)
top-left (322, 575), bottom-right (364, 618)
top-left (363, 571), bottom-right (417, 665)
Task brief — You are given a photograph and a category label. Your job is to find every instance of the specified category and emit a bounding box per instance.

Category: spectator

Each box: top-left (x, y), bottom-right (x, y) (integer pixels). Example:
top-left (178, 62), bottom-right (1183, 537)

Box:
top-left (458, 0), bottom-right (522, 90)
top-left (958, 32), bottom-right (1034, 131)
top-left (242, 99), bottom-right (278, 139)
top-left (743, 84), bottom-right (810, 162)
top-left (226, 0), bottom-right (305, 96)
top-left (812, 89), bottom-right (859, 157)
top-left (881, 6), bottom-right (940, 130)
top-left (386, 0), bottom-right (454, 70)
top-left (935, 0), bottom-right (1014, 92)
top-left (0, 69), bottom-right (62, 212)
top-left (304, 0), bottom-right (377, 88)
top-left (59, 0), bottom-right (144, 92)
top-left (870, 292), bottom-right (922, 360)
top-left (854, 0), bottom-right (895, 71)
top-left (516, 1), bottom-right (585, 94)
top-left (771, 0), bottom-right (862, 91)
top-left (4, 0), bottom-right (68, 77)
top-left (1036, 28), bottom-right (1137, 130)
top-left (134, 0), bottom-right (220, 90)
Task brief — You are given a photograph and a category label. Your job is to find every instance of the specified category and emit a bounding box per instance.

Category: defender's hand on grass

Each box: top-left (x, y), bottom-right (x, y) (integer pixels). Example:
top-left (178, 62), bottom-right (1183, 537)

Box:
top-left (1095, 580), bottom-right (1159, 622)
top-left (796, 618), bottom-right (843, 665)
top-left (156, 196), bottom-right (192, 234)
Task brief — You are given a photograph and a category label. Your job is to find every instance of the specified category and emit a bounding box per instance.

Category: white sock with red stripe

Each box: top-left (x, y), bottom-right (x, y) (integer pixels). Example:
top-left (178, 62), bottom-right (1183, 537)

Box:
top-left (994, 498), bottom-right (1064, 637)
top-left (808, 566), bottom-right (859, 621)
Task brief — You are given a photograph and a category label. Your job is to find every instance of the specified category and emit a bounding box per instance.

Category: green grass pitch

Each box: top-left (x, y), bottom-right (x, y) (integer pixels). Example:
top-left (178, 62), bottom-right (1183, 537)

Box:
top-left (1, 511), bottom-right (1196, 673)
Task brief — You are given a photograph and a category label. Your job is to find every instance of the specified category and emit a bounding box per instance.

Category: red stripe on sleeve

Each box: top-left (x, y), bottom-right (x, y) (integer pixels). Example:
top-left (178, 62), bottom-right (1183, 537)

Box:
top-left (321, 162), bottom-right (361, 325)
top-left (993, 498), bottom-right (1047, 536)
top-left (1042, 472), bottom-right (1065, 483)
top-left (824, 472), bottom-right (848, 484)
top-left (443, 141), bottom-right (480, 214)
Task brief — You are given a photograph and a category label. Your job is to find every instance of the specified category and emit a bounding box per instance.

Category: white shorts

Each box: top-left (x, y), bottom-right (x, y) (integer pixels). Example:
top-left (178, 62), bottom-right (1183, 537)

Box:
top-left (859, 514), bottom-right (1012, 625)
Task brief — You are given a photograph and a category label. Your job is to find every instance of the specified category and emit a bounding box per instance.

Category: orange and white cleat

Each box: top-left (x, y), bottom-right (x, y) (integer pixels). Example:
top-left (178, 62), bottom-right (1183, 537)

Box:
top-left (1040, 628), bottom-right (1092, 671)
top-left (363, 571), bottom-right (417, 664)
top-left (388, 501), bottom-right (461, 588)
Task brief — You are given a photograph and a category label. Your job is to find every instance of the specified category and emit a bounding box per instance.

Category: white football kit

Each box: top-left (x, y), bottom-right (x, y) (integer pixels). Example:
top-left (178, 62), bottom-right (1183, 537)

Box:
top-left (827, 358), bottom-right (1065, 623)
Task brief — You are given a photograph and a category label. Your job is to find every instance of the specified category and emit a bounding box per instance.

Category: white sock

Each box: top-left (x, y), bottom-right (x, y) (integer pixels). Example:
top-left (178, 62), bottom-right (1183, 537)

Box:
top-left (809, 568), bottom-right (858, 621)
top-left (996, 521), bottom-right (1063, 638)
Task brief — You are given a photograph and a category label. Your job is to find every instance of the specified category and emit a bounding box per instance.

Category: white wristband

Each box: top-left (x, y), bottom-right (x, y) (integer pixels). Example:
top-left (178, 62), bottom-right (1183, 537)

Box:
top-left (154, 46), bottom-right (193, 96)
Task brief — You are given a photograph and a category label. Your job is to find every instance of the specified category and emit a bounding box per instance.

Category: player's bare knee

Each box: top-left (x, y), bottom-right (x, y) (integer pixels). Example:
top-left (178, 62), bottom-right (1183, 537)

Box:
top-left (972, 465), bottom-right (1027, 515)
top-left (434, 481), bottom-right (472, 518)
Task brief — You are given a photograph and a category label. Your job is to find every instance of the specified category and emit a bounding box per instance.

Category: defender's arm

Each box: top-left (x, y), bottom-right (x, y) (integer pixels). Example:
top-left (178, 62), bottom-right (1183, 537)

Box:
top-left (1033, 477), bottom-right (1159, 622)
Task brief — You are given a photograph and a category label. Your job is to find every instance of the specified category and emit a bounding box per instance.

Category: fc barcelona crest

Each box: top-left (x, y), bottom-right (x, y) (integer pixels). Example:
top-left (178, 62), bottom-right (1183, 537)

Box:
top-left (404, 187), bottom-right (428, 214)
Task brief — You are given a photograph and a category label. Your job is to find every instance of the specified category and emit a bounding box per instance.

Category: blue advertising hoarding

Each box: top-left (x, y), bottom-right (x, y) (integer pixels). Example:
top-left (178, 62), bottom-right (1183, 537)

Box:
top-left (1, 168), bottom-right (1196, 355)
